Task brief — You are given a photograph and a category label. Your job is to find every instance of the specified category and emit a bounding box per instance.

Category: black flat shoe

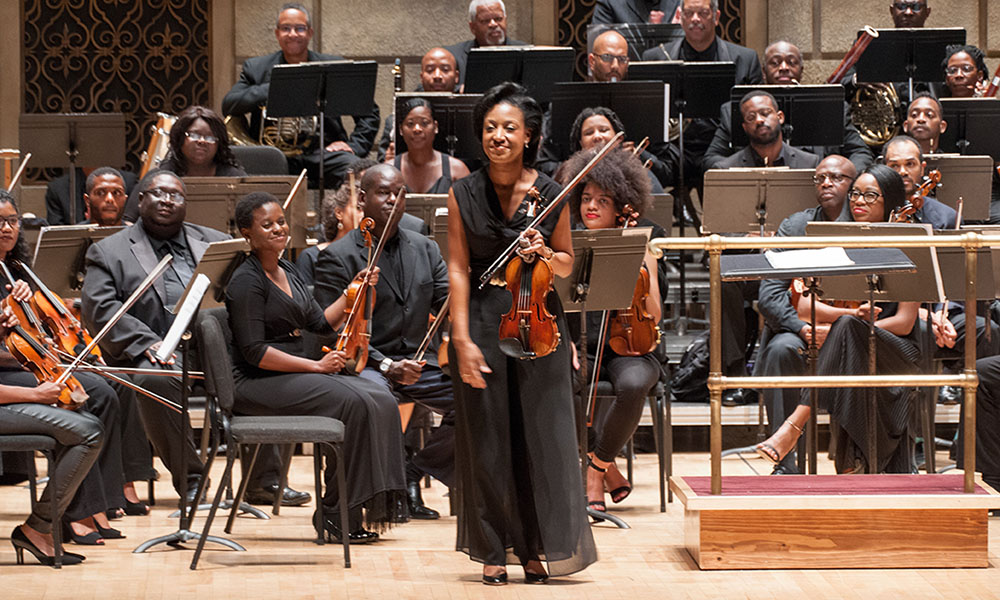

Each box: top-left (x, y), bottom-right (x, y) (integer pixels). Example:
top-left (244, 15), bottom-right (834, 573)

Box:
top-left (245, 485), bottom-right (312, 507)
top-left (11, 526), bottom-right (85, 567)
top-left (482, 570), bottom-right (508, 586)
top-left (524, 571), bottom-right (549, 584)
top-left (406, 481), bottom-right (440, 520)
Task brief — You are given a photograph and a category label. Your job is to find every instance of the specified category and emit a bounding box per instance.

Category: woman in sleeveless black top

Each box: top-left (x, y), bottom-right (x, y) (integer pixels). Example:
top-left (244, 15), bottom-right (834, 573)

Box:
top-left (392, 98), bottom-right (469, 194)
top-left (447, 83), bottom-right (596, 585)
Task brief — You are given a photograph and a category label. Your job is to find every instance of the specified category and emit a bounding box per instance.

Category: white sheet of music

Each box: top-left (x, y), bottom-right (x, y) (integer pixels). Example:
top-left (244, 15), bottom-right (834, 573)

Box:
top-left (764, 247), bottom-right (855, 270)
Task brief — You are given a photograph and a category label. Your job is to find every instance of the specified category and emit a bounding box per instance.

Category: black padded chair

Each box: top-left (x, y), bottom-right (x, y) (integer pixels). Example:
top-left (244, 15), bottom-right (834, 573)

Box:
top-left (0, 435), bottom-right (64, 568)
top-left (190, 309), bottom-right (350, 570)
top-left (231, 145), bottom-right (289, 176)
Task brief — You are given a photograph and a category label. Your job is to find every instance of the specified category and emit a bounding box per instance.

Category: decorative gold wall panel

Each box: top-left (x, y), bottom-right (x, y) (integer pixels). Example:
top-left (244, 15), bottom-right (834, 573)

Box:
top-left (22, 0), bottom-right (210, 175)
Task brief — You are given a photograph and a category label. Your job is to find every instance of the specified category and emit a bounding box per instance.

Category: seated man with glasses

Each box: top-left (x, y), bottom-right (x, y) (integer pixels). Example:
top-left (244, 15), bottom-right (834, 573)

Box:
top-left (890, 0), bottom-right (930, 27)
top-left (588, 29), bottom-right (630, 83)
top-left (81, 169), bottom-right (230, 505)
top-left (717, 90), bottom-right (821, 170)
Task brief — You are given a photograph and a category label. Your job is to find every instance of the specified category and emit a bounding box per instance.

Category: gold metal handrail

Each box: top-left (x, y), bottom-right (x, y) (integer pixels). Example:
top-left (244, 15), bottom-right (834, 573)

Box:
top-left (649, 233), bottom-right (1000, 494)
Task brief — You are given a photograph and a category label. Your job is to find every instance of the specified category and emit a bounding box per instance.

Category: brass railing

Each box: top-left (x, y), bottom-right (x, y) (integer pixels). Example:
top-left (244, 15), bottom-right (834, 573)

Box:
top-left (649, 233), bottom-right (1000, 494)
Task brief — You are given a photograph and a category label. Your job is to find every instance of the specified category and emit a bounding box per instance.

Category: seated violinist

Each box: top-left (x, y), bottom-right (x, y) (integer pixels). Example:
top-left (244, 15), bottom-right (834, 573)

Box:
top-left (314, 164), bottom-right (453, 520)
top-left (557, 147), bottom-right (666, 515)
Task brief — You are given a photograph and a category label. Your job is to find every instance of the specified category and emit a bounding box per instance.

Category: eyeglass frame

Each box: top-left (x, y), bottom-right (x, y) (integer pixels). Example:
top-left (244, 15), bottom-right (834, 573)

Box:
top-left (595, 53), bottom-right (629, 65)
top-left (891, 2), bottom-right (926, 12)
top-left (847, 189), bottom-right (883, 205)
top-left (185, 131), bottom-right (218, 144)
top-left (0, 216), bottom-right (21, 229)
top-left (812, 173), bottom-right (851, 185)
top-left (142, 188), bottom-right (187, 205)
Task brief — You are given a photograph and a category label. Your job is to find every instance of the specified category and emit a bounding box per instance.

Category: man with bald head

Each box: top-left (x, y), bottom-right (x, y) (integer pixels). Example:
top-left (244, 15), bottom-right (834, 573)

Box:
top-left (588, 29), bottom-right (630, 82)
top-left (704, 41), bottom-right (873, 171)
top-left (754, 155), bottom-right (856, 473)
top-left (378, 47), bottom-right (461, 161)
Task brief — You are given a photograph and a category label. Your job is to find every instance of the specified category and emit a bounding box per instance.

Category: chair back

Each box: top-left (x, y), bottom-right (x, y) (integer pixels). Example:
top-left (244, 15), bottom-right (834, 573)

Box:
top-left (196, 308), bottom-right (237, 417)
top-left (231, 145), bottom-right (289, 176)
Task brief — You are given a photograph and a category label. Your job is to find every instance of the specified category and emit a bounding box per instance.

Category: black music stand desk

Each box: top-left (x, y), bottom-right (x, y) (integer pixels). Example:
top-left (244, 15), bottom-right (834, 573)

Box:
top-left (923, 154), bottom-right (994, 221)
top-left (728, 85), bottom-right (845, 149)
top-left (31, 224), bottom-right (125, 296)
top-left (939, 98), bottom-right (1000, 161)
top-left (701, 168), bottom-right (817, 235)
top-left (856, 27), bottom-right (966, 100)
top-left (464, 46), bottom-right (574, 103)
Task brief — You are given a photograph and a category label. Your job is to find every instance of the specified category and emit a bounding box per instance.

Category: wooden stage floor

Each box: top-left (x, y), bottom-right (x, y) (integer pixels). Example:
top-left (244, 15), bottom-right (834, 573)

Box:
top-left (1, 451), bottom-right (998, 599)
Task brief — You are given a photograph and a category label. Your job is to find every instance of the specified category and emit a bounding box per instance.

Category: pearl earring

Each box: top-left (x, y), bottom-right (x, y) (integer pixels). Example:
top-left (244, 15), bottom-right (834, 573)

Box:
top-left (337, 222), bottom-right (344, 230)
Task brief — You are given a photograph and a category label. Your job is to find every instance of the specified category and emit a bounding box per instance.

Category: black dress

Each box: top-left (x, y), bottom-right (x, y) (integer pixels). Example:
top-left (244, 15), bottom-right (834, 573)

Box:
top-left (450, 168), bottom-right (597, 575)
top-left (225, 255), bottom-right (406, 528)
top-left (395, 151), bottom-right (453, 194)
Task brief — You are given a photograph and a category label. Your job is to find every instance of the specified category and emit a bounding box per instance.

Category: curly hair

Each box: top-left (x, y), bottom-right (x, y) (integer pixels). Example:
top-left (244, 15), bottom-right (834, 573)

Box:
top-left (165, 105), bottom-right (242, 176)
top-left (0, 191), bottom-right (33, 273)
top-left (557, 147), bottom-right (652, 227)
top-left (473, 82), bottom-right (543, 165)
top-left (235, 191), bottom-right (280, 232)
top-left (321, 183), bottom-right (359, 241)
top-left (942, 44), bottom-right (989, 82)
top-left (569, 106), bottom-right (626, 154)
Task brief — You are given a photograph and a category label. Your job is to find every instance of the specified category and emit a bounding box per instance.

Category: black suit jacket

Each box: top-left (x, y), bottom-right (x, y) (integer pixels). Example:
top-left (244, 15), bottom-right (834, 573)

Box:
top-left (703, 100), bottom-right (874, 172)
top-left (642, 37), bottom-right (762, 85)
top-left (45, 168), bottom-right (138, 226)
top-left (81, 220), bottom-right (230, 364)
top-left (313, 227), bottom-right (449, 366)
top-left (221, 50), bottom-right (380, 157)
top-left (716, 142), bottom-right (820, 170)
top-left (591, 0), bottom-right (681, 24)
top-left (442, 38), bottom-right (529, 86)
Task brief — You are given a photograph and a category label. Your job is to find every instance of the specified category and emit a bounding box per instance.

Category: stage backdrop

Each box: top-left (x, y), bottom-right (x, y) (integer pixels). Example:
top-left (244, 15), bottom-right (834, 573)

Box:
top-left (22, 0), bottom-right (210, 176)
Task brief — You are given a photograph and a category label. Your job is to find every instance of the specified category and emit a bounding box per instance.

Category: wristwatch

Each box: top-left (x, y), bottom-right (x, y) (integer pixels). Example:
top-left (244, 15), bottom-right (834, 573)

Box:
top-left (379, 357), bottom-right (393, 374)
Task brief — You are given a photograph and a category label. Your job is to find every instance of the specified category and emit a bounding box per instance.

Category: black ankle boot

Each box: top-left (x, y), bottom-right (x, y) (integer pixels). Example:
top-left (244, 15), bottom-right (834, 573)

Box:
top-left (406, 480), bottom-right (440, 520)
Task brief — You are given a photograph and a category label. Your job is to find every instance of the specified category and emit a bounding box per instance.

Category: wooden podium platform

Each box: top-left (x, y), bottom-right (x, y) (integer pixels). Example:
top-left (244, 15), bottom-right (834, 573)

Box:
top-left (671, 474), bottom-right (998, 570)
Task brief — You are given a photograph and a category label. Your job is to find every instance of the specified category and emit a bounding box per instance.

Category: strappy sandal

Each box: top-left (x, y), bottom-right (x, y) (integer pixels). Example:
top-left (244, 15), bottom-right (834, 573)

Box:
top-left (754, 419), bottom-right (803, 465)
top-left (586, 457), bottom-right (608, 514)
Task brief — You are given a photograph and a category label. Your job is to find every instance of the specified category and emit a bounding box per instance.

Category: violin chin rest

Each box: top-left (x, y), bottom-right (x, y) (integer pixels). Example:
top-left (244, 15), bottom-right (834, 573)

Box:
top-left (498, 338), bottom-right (536, 360)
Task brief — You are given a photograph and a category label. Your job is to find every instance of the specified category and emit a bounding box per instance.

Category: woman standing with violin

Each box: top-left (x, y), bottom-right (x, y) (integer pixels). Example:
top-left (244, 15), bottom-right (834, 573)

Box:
top-left (447, 83), bottom-right (596, 585)
top-left (755, 165), bottom-right (922, 474)
top-left (558, 148), bottom-right (665, 515)
top-left (0, 191), bottom-right (130, 555)
top-left (227, 192), bottom-right (406, 543)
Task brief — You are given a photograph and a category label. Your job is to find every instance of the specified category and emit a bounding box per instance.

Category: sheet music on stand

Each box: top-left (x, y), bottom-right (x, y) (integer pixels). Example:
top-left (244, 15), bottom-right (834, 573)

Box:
top-left (701, 168), bottom-right (817, 234)
top-left (31, 224), bottom-right (125, 296)
top-left (181, 176), bottom-right (308, 248)
top-left (172, 238), bottom-right (250, 314)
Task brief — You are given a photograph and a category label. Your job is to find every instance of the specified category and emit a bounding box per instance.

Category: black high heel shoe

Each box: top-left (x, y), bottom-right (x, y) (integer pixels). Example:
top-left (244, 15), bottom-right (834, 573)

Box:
top-left (317, 515), bottom-right (380, 544)
top-left (62, 520), bottom-right (104, 546)
top-left (482, 567), bottom-right (508, 586)
top-left (123, 500), bottom-right (150, 516)
top-left (586, 456), bottom-right (608, 515)
top-left (522, 560), bottom-right (549, 584)
top-left (95, 522), bottom-right (125, 540)
top-left (11, 526), bottom-right (85, 567)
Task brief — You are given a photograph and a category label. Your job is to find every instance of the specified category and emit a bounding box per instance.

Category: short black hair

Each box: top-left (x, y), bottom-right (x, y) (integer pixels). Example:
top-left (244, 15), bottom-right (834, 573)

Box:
top-left (908, 91), bottom-right (943, 116)
top-left (739, 89), bottom-right (779, 115)
top-left (85, 167), bottom-right (125, 194)
top-left (882, 134), bottom-right (924, 164)
top-left (235, 191), bottom-right (280, 232)
top-left (853, 163), bottom-right (906, 220)
top-left (942, 44), bottom-right (989, 81)
top-left (558, 147), bottom-right (652, 227)
top-left (569, 106), bottom-right (626, 154)
top-left (473, 82), bottom-right (543, 165)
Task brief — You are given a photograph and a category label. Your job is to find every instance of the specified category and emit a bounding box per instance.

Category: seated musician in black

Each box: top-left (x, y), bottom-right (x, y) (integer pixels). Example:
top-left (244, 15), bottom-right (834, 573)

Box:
top-left (82, 167), bottom-right (131, 227)
top-left (716, 90), bottom-right (821, 170)
top-left (227, 191), bottom-right (407, 542)
top-left (46, 167), bottom-right (137, 226)
top-left (221, 3), bottom-right (380, 189)
top-left (443, 0), bottom-right (527, 87)
top-left (314, 164), bottom-right (453, 520)
top-left (939, 44), bottom-right (989, 98)
top-left (902, 94), bottom-right (947, 156)
top-left (703, 41), bottom-right (873, 172)
top-left (753, 155), bottom-right (856, 474)
top-left (388, 98), bottom-right (470, 195)
top-left (558, 148), bottom-right (665, 515)
top-left (955, 355), bottom-right (1000, 493)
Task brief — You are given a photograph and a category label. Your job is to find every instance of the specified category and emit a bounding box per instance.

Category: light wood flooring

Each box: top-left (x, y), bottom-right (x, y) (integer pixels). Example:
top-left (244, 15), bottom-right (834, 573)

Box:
top-left (1, 450), bottom-right (998, 599)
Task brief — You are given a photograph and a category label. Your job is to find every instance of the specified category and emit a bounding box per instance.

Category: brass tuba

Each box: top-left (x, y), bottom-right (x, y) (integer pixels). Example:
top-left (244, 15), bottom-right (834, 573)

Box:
top-left (850, 82), bottom-right (900, 148)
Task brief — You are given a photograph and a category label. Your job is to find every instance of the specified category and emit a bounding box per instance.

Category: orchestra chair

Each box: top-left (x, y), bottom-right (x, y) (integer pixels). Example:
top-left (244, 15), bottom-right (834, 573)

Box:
top-left (231, 145), bottom-right (288, 176)
top-left (189, 309), bottom-right (350, 570)
top-left (0, 434), bottom-right (65, 568)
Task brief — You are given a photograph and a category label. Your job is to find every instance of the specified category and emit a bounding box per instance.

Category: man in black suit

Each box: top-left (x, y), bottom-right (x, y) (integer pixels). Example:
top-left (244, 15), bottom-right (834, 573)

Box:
top-left (313, 164), bottom-right (453, 519)
top-left (717, 90), bottom-right (821, 169)
top-left (703, 41), bottom-right (873, 172)
top-left (81, 169), bottom-right (229, 500)
top-left (443, 0), bottom-right (527, 87)
top-left (592, 0), bottom-right (682, 25)
top-left (46, 167), bottom-right (137, 226)
top-left (82, 167), bottom-right (131, 227)
top-left (221, 3), bottom-right (380, 190)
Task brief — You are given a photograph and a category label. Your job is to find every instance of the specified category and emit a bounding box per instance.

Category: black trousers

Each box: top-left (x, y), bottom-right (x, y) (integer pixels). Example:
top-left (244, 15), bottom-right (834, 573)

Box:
top-left (359, 363), bottom-right (456, 488)
top-left (583, 353), bottom-right (661, 463)
top-left (721, 280), bottom-right (760, 376)
top-left (955, 356), bottom-right (1000, 489)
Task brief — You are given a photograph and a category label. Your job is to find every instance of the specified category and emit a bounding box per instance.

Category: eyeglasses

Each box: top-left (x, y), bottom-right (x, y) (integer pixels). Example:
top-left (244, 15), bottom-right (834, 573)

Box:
top-left (143, 188), bottom-right (186, 205)
top-left (277, 24), bottom-right (309, 34)
top-left (0, 216), bottom-right (20, 229)
top-left (848, 189), bottom-right (883, 204)
top-left (892, 2), bottom-right (926, 12)
top-left (681, 8), bottom-right (713, 19)
top-left (90, 187), bottom-right (126, 199)
top-left (812, 173), bottom-right (850, 185)
top-left (185, 132), bottom-right (218, 144)
top-left (945, 64), bottom-right (977, 76)
top-left (742, 107), bottom-right (775, 123)
top-left (595, 53), bottom-right (629, 65)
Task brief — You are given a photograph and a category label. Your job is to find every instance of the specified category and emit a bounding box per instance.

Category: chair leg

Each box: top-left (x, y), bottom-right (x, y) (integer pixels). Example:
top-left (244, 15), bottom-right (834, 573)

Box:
top-left (44, 451), bottom-right (62, 569)
top-left (332, 443), bottom-right (351, 568)
top-left (27, 451), bottom-right (38, 514)
top-left (226, 444), bottom-right (261, 534)
top-left (313, 444), bottom-right (324, 545)
top-left (273, 444), bottom-right (294, 516)
top-left (660, 392), bottom-right (673, 507)
top-left (148, 476), bottom-right (156, 507)
top-left (626, 438), bottom-right (634, 484)
top-left (191, 452), bottom-right (237, 570)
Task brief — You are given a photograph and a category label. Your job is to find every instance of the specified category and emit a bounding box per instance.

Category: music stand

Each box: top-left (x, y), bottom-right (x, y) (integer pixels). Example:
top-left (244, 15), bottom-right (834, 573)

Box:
top-left (728, 85), bottom-right (845, 148)
top-left (19, 113), bottom-right (127, 224)
top-left (550, 81), bottom-right (669, 162)
top-left (587, 23), bottom-right (685, 62)
top-left (558, 227), bottom-right (651, 529)
top-left (922, 154), bottom-right (994, 221)
top-left (702, 169), bottom-right (818, 235)
top-left (720, 247), bottom-right (916, 474)
top-left (181, 176), bottom-right (308, 249)
top-left (464, 46), bottom-right (575, 103)
top-left (431, 208), bottom-right (449, 262)
top-left (267, 60), bottom-right (378, 208)
top-left (855, 27), bottom-right (966, 102)
top-left (173, 239), bottom-right (250, 313)
top-left (402, 193), bottom-right (448, 237)
top-left (31, 224), bottom-right (125, 295)
top-left (393, 92), bottom-right (483, 162)
top-left (134, 277), bottom-right (244, 554)
top-left (938, 98), bottom-right (1000, 161)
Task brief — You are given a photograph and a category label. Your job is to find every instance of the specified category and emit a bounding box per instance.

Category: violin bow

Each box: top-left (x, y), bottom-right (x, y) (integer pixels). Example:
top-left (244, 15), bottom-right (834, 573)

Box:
top-left (413, 293), bottom-right (450, 362)
top-left (478, 131), bottom-right (624, 289)
top-left (6, 152), bottom-right (31, 191)
top-left (57, 255), bottom-right (173, 385)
